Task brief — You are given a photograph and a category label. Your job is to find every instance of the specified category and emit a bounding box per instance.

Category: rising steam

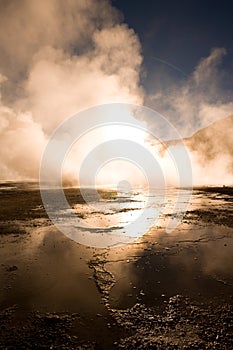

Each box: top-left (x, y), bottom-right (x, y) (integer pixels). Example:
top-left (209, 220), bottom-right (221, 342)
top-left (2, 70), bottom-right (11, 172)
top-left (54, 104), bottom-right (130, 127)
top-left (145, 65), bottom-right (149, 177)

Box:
top-left (0, 0), bottom-right (143, 180)
top-left (0, 0), bottom-right (232, 185)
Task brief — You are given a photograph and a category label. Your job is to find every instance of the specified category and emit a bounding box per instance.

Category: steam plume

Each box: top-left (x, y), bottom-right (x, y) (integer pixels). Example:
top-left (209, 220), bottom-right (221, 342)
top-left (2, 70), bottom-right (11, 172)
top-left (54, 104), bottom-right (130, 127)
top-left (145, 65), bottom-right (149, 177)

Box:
top-left (0, 0), bottom-right (143, 179)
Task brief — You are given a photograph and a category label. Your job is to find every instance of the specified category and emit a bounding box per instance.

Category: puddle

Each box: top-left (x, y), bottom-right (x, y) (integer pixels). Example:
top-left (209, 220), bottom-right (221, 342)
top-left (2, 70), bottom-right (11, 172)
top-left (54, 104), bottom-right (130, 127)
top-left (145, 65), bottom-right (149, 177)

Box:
top-left (0, 183), bottom-right (232, 348)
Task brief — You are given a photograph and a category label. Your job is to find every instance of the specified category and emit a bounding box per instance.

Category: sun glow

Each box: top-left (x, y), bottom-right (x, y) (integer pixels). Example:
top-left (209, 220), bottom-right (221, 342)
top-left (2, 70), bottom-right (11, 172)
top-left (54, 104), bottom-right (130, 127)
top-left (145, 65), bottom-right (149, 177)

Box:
top-left (60, 104), bottom-right (192, 189)
top-left (62, 107), bottom-right (151, 186)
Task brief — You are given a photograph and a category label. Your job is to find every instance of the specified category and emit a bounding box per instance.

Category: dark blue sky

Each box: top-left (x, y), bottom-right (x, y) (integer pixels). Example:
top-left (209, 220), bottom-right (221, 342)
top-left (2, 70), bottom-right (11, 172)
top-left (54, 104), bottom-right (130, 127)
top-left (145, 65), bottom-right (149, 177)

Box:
top-left (113, 0), bottom-right (233, 91)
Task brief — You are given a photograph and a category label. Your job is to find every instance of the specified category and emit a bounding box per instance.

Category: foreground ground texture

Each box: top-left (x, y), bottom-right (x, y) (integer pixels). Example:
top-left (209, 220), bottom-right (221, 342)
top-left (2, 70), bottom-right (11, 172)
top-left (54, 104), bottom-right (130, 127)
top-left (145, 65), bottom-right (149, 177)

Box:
top-left (0, 183), bottom-right (232, 349)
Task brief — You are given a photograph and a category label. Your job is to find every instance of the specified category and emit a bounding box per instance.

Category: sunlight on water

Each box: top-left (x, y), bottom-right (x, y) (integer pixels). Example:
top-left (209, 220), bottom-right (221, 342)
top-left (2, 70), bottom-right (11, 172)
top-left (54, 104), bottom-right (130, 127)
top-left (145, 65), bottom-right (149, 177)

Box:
top-left (55, 187), bottom-right (192, 246)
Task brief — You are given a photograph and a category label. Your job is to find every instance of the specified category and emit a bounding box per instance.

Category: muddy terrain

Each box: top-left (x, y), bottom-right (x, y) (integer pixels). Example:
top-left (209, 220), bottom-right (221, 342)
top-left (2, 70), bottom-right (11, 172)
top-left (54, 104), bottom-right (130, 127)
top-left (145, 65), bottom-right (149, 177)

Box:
top-left (0, 183), bottom-right (232, 349)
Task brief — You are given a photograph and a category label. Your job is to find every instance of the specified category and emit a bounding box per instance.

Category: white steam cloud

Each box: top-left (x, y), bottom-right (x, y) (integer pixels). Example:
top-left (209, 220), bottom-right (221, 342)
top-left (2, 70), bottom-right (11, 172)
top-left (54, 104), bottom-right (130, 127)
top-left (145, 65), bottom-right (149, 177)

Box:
top-left (147, 47), bottom-right (233, 185)
top-left (0, 0), bottom-right (143, 180)
top-left (0, 1), bottom-right (232, 186)
top-left (147, 47), bottom-right (233, 136)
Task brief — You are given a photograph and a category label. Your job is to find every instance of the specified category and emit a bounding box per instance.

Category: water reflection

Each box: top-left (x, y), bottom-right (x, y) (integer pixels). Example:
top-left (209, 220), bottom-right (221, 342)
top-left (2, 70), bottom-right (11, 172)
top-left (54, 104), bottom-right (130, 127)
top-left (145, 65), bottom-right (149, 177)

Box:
top-left (101, 189), bottom-right (233, 308)
top-left (0, 184), bottom-right (232, 313)
top-left (107, 226), bottom-right (233, 309)
top-left (68, 187), bottom-right (192, 247)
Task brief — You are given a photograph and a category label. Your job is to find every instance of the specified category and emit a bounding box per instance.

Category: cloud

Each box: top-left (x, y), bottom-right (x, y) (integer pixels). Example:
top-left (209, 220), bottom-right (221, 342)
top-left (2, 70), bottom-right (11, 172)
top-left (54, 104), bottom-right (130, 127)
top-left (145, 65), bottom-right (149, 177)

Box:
top-left (0, 0), bottom-right (144, 180)
top-left (0, 0), bottom-right (118, 82)
top-left (145, 48), bottom-right (233, 185)
top-left (0, 1), bottom-right (232, 185)
top-left (0, 99), bottom-right (46, 179)
top-left (20, 32), bottom-right (143, 134)
top-left (146, 47), bottom-right (232, 137)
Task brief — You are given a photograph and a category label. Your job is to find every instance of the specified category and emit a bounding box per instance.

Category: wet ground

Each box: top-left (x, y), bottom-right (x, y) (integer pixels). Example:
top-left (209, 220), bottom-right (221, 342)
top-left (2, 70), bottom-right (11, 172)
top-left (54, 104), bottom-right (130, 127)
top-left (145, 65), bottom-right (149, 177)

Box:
top-left (0, 183), bottom-right (232, 349)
